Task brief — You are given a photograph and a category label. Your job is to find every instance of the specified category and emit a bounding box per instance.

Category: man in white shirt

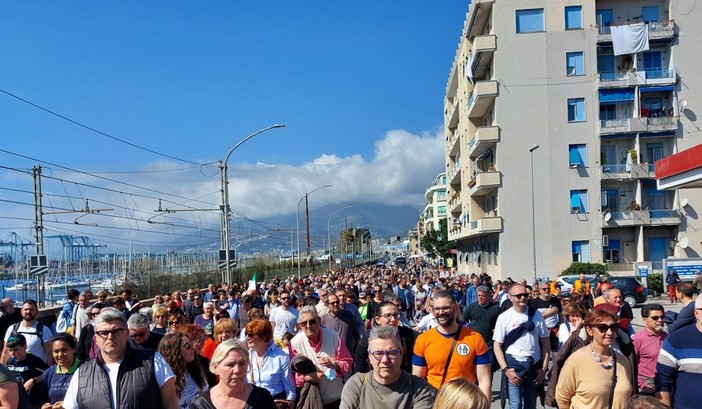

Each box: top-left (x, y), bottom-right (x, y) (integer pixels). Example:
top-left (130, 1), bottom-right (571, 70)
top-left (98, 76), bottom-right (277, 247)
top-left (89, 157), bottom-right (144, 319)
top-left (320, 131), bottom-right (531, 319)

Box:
top-left (269, 290), bottom-right (299, 345)
top-left (1, 300), bottom-right (54, 365)
top-left (62, 307), bottom-right (177, 409)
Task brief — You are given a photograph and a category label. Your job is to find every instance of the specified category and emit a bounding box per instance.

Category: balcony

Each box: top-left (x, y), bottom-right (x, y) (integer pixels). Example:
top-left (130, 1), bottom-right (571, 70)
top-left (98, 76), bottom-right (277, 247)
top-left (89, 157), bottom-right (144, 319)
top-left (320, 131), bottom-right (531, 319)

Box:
top-left (447, 164), bottom-right (461, 185)
top-left (470, 171), bottom-right (501, 196)
top-left (469, 35), bottom-right (496, 80)
top-left (597, 21), bottom-right (675, 44)
top-left (646, 116), bottom-right (678, 132)
top-left (599, 118), bottom-right (647, 135)
top-left (602, 209), bottom-right (681, 228)
top-left (641, 69), bottom-right (677, 86)
top-left (598, 71), bottom-right (644, 88)
top-left (449, 196), bottom-right (462, 213)
top-left (446, 132), bottom-right (460, 156)
top-left (465, 0), bottom-right (494, 39)
top-left (468, 126), bottom-right (499, 158)
top-left (601, 163), bottom-right (654, 180)
top-left (467, 216), bottom-right (503, 237)
top-left (445, 99), bottom-right (459, 130)
top-left (467, 80), bottom-right (498, 118)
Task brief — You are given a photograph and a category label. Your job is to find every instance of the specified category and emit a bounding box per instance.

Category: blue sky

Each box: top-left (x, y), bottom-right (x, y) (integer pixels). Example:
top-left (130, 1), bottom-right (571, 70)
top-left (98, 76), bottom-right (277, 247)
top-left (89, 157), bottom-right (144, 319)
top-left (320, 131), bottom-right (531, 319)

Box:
top-left (0, 2), bottom-right (468, 250)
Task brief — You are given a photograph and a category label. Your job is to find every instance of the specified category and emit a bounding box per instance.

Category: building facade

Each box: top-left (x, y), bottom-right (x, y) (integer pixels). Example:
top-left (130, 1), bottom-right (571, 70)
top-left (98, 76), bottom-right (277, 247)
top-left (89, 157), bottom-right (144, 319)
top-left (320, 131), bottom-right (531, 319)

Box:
top-left (444, 0), bottom-right (702, 281)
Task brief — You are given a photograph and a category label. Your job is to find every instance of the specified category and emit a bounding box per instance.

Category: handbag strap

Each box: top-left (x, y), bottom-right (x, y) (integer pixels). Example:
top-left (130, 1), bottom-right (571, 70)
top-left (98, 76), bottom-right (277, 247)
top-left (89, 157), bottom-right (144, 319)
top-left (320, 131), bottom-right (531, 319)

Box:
top-left (607, 352), bottom-right (618, 409)
top-left (440, 327), bottom-right (462, 386)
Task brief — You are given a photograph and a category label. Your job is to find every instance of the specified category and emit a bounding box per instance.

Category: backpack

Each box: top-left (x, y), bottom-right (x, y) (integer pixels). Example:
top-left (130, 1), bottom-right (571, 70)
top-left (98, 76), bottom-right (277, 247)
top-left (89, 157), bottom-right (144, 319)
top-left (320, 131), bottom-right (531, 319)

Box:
top-left (10, 322), bottom-right (45, 348)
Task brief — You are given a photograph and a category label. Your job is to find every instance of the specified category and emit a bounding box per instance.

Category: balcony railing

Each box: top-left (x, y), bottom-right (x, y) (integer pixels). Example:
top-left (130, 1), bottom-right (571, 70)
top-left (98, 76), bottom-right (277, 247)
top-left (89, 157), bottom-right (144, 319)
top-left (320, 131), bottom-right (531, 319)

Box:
top-left (598, 20), bottom-right (674, 35)
top-left (599, 117), bottom-right (647, 134)
top-left (601, 163), bottom-right (654, 179)
top-left (602, 209), bottom-right (681, 227)
top-left (643, 68), bottom-right (675, 80)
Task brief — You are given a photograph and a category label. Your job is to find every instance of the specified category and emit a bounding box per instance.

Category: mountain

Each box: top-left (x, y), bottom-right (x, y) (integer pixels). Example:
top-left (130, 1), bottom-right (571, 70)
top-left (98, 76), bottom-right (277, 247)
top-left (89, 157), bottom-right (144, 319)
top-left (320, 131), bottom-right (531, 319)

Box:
top-left (170, 201), bottom-right (421, 255)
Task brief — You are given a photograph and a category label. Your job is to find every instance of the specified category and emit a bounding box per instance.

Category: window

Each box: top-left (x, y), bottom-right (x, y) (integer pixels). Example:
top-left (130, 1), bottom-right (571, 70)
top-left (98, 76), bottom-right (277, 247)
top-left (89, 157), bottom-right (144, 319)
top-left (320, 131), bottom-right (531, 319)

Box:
top-left (565, 6), bottom-right (583, 29)
top-left (572, 241), bottom-right (591, 262)
top-left (516, 9), bottom-right (544, 33)
top-left (566, 52), bottom-right (584, 76)
top-left (642, 6), bottom-right (659, 23)
top-left (437, 190), bottom-right (446, 200)
top-left (437, 205), bottom-right (447, 216)
top-left (570, 189), bottom-right (588, 213)
top-left (567, 98), bottom-right (586, 122)
top-left (569, 144), bottom-right (586, 167)
top-left (596, 9), bottom-right (613, 27)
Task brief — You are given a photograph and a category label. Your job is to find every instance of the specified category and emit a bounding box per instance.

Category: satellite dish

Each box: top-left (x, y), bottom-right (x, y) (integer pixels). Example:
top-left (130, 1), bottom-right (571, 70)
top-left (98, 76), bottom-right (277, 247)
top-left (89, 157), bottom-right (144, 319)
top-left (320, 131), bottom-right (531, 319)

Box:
top-left (681, 197), bottom-right (689, 208)
top-left (604, 212), bottom-right (612, 221)
top-left (680, 100), bottom-right (688, 111)
top-left (680, 237), bottom-right (690, 249)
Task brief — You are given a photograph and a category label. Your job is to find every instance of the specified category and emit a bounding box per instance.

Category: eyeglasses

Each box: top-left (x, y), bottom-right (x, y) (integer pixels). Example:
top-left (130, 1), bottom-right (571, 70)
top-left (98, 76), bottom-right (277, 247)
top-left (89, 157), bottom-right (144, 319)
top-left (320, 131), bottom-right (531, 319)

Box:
top-left (182, 342), bottom-right (192, 350)
top-left (369, 349), bottom-right (401, 361)
top-left (648, 315), bottom-right (665, 321)
top-left (95, 328), bottom-right (127, 339)
top-left (168, 321), bottom-right (179, 326)
top-left (279, 297), bottom-right (290, 300)
top-left (511, 293), bottom-right (530, 299)
top-left (328, 301), bottom-right (340, 305)
top-left (155, 315), bottom-right (165, 319)
top-left (593, 323), bottom-right (619, 334)
top-left (193, 297), bottom-right (201, 301)
top-left (380, 313), bottom-right (400, 320)
top-left (130, 331), bottom-right (148, 338)
top-left (299, 319), bottom-right (317, 327)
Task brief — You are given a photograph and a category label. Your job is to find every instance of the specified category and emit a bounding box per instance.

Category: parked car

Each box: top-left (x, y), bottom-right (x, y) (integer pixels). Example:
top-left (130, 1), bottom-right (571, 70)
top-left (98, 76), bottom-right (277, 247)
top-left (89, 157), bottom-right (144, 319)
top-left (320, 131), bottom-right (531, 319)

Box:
top-left (558, 274), bottom-right (596, 297)
top-left (608, 276), bottom-right (648, 308)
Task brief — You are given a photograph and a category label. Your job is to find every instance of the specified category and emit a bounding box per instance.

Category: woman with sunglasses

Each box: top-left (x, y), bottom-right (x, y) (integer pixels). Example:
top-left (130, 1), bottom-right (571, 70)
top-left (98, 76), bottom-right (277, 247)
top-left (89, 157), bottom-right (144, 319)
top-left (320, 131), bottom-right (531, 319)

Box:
top-left (354, 301), bottom-right (414, 374)
top-left (40, 333), bottom-right (82, 408)
top-left (158, 332), bottom-right (208, 409)
top-left (245, 319), bottom-right (296, 403)
top-left (151, 307), bottom-right (169, 335)
top-left (555, 309), bottom-right (633, 409)
top-left (177, 324), bottom-right (217, 388)
top-left (167, 313), bottom-right (186, 334)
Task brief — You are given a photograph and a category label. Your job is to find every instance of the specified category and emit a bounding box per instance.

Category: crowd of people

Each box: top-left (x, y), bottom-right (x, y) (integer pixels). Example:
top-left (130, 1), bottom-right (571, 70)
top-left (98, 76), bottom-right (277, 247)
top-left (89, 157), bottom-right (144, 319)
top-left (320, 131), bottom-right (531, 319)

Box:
top-left (0, 264), bottom-right (698, 409)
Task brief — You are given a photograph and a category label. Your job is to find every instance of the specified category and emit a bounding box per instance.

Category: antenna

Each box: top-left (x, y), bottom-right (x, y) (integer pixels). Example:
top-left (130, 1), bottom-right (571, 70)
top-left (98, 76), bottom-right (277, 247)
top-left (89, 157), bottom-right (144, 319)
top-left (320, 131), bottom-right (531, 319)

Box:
top-left (679, 237), bottom-right (690, 249)
top-left (679, 100), bottom-right (688, 112)
top-left (604, 212), bottom-right (612, 222)
top-left (680, 197), bottom-right (689, 208)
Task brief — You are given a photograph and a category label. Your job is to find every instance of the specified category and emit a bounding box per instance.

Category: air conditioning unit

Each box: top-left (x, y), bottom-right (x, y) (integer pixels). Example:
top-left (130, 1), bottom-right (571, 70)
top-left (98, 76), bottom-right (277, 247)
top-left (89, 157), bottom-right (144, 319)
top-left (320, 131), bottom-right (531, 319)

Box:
top-left (602, 235), bottom-right (609, 247)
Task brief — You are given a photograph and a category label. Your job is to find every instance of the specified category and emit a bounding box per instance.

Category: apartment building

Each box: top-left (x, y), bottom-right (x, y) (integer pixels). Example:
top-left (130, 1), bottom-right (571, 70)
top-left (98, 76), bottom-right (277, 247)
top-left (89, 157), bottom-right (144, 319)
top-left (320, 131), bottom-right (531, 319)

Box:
top-left (444, 0), bottom-right (702, 281)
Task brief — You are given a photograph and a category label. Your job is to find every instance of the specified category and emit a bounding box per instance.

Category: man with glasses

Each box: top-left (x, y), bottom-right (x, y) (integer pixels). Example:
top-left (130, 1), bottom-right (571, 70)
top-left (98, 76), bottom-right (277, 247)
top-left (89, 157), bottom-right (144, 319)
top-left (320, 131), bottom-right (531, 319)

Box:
top-left (316, 289), bottom-right (330, 317)
top-left (336, 289), bottom-right (364, 337)
top-left (412, 291), bottom-right (491, 398)
top-left (529, 283), bottom-right (562, 352)
top-left (77, 303), bottom-right (104, 361)
top-left (269, 290), bottom-right (298, 346)
top-left (290, 306), bottom-right (353, 409)
top-left (186, 294), bottom-right (204, 324)
top-left (632, 303), bottom-right (667, 395)
top-left (0, 298), bottom-right (21, 352)
top-left (494, 284), bottom-right (550, 409)
top-left (62, 307), bottom-right (178, 409)
top-left (340, 326), bottom-right (433, 409)
top-left (321, 294), bottom-right (357, 357)
top-left (1, 300), bottom-right (54, 365)
top-left (127, 313), bottom-right (163, 351)
top-left (657, 294), bottom-right (702, 409)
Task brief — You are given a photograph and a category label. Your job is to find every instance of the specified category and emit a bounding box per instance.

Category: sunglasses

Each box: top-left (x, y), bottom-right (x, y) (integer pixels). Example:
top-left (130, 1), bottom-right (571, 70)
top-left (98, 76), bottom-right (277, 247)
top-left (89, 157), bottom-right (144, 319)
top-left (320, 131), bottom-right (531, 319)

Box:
top-left (279, 297), bottom-right (290, 300)
top-left (96, 328), bottom-right (127, 339)
top-left (130, 331), bottom-right (148, 338)
top-left (511, 293), bottom-right (530, 299)
top-left (182, 342), bottom-right (192, 350)
top-left (155, 315), bottom-right (165, 319)
top-left (168, 321), bottom-right (179, 325)
top-left (328, 301), bottom-right (340, 305)
top-left (648, 315), bottom-right (665, 321)
top-left (592, 323), bottom-right (619, 334)
top-left (299, 319), bottom-right (317, 327)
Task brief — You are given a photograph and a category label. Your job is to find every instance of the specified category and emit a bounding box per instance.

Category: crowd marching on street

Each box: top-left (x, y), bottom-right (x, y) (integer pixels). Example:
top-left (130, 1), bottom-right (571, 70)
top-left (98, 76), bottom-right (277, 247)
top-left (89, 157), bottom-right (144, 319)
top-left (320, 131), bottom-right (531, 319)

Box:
top-left (0, 264), bottom-right (700, 409)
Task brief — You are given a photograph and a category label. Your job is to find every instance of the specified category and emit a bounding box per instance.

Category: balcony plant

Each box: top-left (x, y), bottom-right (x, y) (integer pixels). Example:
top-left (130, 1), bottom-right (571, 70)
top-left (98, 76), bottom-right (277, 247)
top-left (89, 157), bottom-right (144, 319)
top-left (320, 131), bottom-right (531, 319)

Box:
top-left (629, 149), bottom-right (638, 164)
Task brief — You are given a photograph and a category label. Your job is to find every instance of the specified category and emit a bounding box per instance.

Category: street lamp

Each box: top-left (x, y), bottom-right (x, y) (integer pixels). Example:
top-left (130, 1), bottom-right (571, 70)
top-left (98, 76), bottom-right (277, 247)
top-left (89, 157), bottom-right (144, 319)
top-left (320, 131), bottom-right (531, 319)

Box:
top-left (296, 184), bottom-right (333, 279)
top-left (327, 206), bottom-right (352, 272)
top-left (221, 124), bottom-right (285, 286)
top-left (529, 144), bottom-right (540, 285)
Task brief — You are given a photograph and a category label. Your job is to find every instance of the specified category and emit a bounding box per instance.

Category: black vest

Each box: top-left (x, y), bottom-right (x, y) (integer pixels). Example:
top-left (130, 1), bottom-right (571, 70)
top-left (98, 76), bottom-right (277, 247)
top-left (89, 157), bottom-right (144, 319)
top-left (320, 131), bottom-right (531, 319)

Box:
top-left (76, 347), bottom-right (162, 409)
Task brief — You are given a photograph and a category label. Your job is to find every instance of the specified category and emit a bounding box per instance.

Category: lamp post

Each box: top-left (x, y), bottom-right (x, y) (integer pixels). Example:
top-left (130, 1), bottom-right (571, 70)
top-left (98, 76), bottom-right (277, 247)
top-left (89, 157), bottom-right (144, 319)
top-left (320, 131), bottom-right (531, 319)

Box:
top-left (296, 184), bottom-right (333, 279)
top-left (221, 124), bottom-right (285, 286)
top-left (529, 144), bottom-right (540, 285)
top-left (360, 230), bottom-right (372, 262)
top-left (327, 206), bottom-right (352, 272)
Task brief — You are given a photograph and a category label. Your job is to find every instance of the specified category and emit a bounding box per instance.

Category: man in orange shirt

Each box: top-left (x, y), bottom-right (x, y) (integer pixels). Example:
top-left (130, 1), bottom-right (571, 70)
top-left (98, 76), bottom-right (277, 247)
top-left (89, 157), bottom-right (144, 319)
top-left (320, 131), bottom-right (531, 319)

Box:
top-left (412, 290), bottom-right (491, 399)
top-left (572, 273), bottom-right (594, 309)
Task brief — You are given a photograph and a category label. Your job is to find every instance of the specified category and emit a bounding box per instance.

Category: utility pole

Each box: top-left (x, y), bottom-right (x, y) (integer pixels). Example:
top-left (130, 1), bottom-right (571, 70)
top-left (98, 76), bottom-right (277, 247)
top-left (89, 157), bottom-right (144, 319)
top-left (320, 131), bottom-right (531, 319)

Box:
top-left (32, 166), bottom-right (44, 257)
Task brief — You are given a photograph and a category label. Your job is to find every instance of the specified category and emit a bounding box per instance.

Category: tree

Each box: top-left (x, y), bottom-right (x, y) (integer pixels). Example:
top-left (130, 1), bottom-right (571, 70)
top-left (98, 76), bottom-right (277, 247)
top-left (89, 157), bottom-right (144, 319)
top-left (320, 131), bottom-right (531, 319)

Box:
top-left (420, 219), bottom-right (455, 260)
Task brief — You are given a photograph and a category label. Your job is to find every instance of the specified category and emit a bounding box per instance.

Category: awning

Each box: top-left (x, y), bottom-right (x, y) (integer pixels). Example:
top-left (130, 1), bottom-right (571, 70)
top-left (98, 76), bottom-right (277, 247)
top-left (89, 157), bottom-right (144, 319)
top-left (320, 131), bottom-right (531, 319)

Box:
top-left (640, 86), bottom-right (675, 93)
top-left (599, 89), bottom-right (635, 105)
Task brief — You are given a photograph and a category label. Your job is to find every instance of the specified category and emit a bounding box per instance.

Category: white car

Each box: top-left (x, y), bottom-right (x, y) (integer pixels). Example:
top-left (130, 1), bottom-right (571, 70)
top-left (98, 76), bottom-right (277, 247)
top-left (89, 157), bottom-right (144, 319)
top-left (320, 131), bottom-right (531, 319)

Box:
top-left (558, 274), bottom-right (596, 296)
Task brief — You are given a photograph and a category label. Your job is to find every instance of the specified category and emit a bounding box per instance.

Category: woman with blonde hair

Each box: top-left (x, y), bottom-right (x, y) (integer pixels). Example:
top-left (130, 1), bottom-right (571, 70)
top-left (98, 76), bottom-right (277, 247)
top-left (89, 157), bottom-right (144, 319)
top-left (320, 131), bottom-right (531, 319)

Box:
top-left (433, 378), bottom-right (490, 409)
top-left (202, 318), bottom-right (238, 360)
top-left (190, 339), bottom-right (276, 409)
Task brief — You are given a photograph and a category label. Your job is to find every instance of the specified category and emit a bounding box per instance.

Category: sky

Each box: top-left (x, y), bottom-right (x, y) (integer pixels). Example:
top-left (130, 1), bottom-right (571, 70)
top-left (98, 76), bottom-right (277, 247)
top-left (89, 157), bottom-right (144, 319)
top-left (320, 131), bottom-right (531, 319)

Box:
top-left (0, 2), bottom-right (469, 253)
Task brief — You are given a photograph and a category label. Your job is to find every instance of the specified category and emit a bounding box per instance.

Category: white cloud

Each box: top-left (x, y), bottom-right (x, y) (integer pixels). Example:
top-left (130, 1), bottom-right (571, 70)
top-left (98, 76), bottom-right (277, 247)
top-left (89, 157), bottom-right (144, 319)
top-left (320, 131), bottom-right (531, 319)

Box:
top-left (1, 128), bottom-right (445, 248)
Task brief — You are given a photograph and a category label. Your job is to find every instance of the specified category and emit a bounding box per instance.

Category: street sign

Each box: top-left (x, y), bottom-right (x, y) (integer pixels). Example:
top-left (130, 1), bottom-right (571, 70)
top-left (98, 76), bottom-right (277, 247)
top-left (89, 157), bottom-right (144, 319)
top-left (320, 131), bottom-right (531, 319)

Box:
top-left (218, 249), bottom-right (237, 270)
top-left (28, 255), bottom-right (48, 276)
top-left (637, 266), bottom-right (649, 277)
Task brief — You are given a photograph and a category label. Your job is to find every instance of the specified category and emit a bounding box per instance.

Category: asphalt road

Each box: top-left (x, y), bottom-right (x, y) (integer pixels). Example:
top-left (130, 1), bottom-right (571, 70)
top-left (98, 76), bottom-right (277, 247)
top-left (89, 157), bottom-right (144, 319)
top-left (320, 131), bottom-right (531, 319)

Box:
top-left (486, 295), bottom-right (684, 408)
